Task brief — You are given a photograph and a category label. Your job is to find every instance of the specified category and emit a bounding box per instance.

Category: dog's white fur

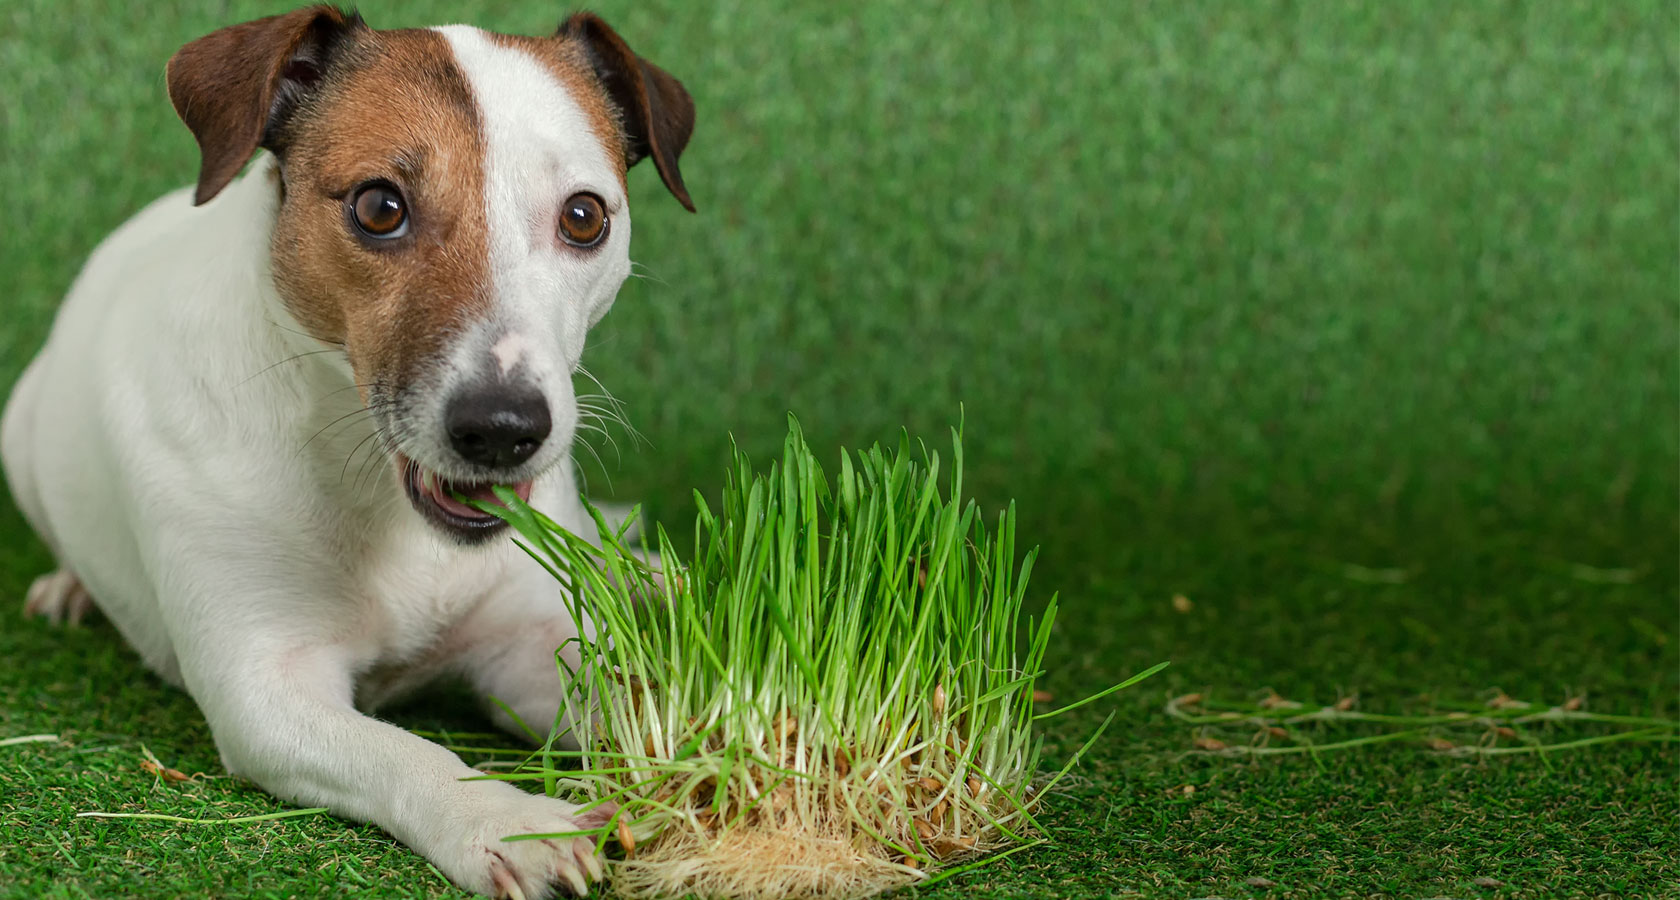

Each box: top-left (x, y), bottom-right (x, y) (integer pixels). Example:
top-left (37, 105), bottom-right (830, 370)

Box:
top-left (1, 23), bottom-right (656, 899)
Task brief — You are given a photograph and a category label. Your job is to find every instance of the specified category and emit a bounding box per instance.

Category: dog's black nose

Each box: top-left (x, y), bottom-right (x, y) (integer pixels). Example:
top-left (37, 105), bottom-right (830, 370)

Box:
top-left (445, 386), bottom-right (551, 468)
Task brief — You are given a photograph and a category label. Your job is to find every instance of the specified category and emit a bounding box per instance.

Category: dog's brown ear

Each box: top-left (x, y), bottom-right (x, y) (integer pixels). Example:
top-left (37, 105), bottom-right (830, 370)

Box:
top-left (560, 12), bottom-right (696, 212)
top-left (167, 6), bottom-right (361, 205)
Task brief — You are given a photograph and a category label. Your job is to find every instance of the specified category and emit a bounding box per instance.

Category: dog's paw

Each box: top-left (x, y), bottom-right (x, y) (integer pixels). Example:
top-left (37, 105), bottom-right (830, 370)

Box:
top-left (437, 792), bottom-right (613, 899)
top-left (23, 570), bottom-right (94, 626)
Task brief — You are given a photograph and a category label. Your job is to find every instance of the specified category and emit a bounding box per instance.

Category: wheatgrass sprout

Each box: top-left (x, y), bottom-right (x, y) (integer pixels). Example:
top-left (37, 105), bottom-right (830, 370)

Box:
top-left (477, 418), bottom-right (1164, 900)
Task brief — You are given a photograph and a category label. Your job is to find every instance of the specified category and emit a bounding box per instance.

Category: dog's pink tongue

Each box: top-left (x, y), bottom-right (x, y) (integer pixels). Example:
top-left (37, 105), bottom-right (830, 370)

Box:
top-left (430, 477), bottom-right (534, 518)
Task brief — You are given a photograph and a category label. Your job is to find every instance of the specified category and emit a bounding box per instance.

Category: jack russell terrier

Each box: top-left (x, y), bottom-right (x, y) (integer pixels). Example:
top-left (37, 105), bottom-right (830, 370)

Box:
top-left (2, 6), bottom-right (693, 898)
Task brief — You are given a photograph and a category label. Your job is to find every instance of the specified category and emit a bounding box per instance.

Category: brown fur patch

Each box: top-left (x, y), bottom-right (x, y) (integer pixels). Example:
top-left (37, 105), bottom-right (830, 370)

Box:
top-left (265, 28), bottom-right (491, 402)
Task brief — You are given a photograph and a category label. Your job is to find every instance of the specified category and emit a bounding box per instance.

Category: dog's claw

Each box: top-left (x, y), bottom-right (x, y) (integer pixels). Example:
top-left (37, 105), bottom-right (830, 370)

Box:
top-left (23, 570), bottom-right (94, 626)
top-left (491, 863), bottom-right (527, 900)
top-left (578, 844), bottom-right (603, 882)
top-left (560, 863), bottom-right (589, 897)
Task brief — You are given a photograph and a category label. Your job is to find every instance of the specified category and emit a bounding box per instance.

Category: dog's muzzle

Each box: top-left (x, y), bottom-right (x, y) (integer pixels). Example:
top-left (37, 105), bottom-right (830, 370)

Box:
top-left (398, 454), bottom-right (535, 542)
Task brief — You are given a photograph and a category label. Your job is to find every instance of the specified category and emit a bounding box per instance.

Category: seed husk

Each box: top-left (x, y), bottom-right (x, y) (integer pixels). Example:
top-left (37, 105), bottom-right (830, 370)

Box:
top-left (934, 834), bottom-right (977, 854)
top-left (140, 760), bottom-right (190, 782)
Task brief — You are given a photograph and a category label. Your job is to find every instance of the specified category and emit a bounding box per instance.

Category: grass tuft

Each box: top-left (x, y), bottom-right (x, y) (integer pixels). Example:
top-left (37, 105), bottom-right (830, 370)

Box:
top-left (476, 416), bottom-right (1162, 899)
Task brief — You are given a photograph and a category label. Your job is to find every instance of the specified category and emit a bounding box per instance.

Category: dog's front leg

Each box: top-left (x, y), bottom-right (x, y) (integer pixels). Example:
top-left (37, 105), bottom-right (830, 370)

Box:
top-left (457, 544), bottom-right (679, 747)
top-left (175, 634), bottom-right (605, 899)
top-left (454, 565), bottom-right (593, 744)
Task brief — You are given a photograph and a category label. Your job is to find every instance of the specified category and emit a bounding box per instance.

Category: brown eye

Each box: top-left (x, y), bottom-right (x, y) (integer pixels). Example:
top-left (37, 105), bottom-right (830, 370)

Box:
top-left (558, 193), bottom-right (607, 247)
top-left (350, 183), bottom-right (408, 239)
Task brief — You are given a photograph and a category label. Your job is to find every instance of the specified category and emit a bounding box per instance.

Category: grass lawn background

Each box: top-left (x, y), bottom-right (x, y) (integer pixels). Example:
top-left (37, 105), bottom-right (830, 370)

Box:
top-left (1, 1), bottom-right (1675, 898)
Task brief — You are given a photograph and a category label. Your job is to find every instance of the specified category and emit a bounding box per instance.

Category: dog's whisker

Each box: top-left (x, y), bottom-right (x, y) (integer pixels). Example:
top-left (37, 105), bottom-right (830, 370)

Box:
top-left (575, 402), bottom-right (627, 425)
top-left (570, 372), bottom-right (647, 451)
top-left (340, 438), bottom-right (380, 493)
top-left (580, 405), bottom-right (646, 453)
top-left (357, 429), bottom-right (409, 507)
top-left (294, 399), bottom-right (393, 461)
top-left (570, 456), bottom-right (592, 497)
top-left (339, 430), bottom-right (384, 488)
top-left (575, 407), bottom-right (616, 434)
top-left (296, 409), bottom-right (376, 461)
top-left (352, 443), bottom-right (392, 505)
top-left (575, 393), bottom-right (630, 417)
top-left (571, 437), bottom-right (611, 495)
top-left (574, 404), bottom-right (624, 420)
top-left (576, 405), bottom-right (632, 439)
top-left (348, 427), bottom-right (387, 496)
top-left (235, 348), bottom-right (347, 388)
top-left (576, 416), bottom-right (625, 464)
top-left (293, 384), bottom-right (394, 461)
top-left (575, 423), bottom-right (620, 459)
top-left (626, 260), bottom-right (668, 288)
top-left (315, 381), bottom-right (386, 405)
top-left (573, 414), bottom-right (627, 471)
top-left (264, 316), bottom-right (345, 349)
top-left (572, 364), bottom-right (608, 393)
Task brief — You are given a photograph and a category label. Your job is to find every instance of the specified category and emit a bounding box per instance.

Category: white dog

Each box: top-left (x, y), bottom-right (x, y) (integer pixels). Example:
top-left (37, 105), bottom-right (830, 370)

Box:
top-left (2, 6), bottom-right (693, 898)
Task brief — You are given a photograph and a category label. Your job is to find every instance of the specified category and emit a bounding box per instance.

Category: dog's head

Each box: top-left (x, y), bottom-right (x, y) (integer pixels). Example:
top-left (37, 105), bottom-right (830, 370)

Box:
top-left (166, 6), bottom-right (693, 542)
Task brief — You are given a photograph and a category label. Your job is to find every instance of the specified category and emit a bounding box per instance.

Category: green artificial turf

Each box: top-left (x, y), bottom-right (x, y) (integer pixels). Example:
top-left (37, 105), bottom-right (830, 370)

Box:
top-left (1, 1), bottom-right (1675, 898)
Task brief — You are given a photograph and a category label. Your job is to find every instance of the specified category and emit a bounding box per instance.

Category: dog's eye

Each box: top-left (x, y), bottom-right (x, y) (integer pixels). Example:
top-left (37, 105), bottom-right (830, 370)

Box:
top-left (350, 183), bottom-right (409, 239)
top-left (558, 193), bottom-right (608, 248)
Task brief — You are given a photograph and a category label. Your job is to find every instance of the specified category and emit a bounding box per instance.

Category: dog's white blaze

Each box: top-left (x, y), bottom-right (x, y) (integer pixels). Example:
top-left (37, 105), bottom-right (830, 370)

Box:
top-left (433, 26), bottom-right (628, 346)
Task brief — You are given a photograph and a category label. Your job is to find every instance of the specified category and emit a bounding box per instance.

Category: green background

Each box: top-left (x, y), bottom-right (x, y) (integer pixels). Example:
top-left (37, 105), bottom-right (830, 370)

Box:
top-left (1, 1), bottom-right (1674, 898)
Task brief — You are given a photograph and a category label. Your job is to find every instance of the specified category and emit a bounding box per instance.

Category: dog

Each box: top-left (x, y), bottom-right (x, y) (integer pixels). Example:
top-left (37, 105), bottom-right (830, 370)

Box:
top-left (2, 6), bottom-right (693, 897)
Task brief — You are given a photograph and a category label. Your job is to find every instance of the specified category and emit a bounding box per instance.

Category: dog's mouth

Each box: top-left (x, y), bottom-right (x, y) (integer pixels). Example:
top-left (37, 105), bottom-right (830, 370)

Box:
top-left (398, 454), bottom-right (533, 541)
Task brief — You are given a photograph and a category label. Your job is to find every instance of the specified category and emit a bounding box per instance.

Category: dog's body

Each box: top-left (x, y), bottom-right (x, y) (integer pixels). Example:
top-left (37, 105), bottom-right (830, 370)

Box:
top-left (2, 8), bottom-right (693, 898)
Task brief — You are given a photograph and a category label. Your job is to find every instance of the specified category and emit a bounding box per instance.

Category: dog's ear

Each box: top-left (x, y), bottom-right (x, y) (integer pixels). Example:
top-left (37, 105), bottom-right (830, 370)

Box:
top-left (167, 6), bottom-right (362, 205)
top-left (560, 12), bottom-right (696, 212)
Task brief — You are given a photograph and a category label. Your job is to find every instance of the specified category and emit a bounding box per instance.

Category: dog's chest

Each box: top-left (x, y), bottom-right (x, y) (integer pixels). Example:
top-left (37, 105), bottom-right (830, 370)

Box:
top-left (347, 517), bottom-right (509, 664)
